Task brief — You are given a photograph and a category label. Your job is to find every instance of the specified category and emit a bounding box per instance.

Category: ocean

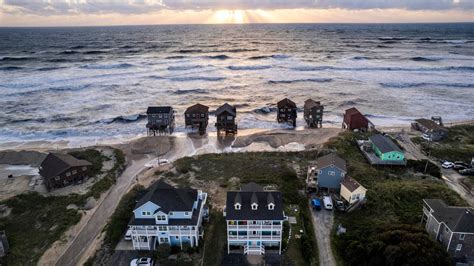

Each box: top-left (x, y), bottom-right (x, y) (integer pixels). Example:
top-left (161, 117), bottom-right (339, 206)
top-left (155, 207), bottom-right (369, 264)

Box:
top-left (1, 23), bottom-right (473, 145)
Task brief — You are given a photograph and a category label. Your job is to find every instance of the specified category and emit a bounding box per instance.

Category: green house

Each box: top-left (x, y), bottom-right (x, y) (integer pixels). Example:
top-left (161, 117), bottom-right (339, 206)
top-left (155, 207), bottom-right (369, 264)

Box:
top-left (369, 134), bottom-right (405, 161)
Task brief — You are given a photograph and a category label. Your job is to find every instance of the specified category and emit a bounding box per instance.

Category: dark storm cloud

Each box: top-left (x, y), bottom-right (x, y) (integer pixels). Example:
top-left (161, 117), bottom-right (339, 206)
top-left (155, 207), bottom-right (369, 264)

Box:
top-left (2, 0), bottom-right (473, 15)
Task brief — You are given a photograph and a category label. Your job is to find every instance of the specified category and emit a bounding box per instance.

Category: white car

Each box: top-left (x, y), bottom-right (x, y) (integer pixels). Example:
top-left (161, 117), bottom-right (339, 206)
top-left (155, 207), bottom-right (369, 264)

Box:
top-left (442, 161), bottom-right (454, 169)
top-left (144, 158), bottom-right (170, 168)
top-left (124, 229), bottom-right (132, 241)
top-left (130, 257), bottom-right (153, 266)
top-left (323, 196), bottom-right (333, 210)
top-left (421, 133), bottom-right (432, 141)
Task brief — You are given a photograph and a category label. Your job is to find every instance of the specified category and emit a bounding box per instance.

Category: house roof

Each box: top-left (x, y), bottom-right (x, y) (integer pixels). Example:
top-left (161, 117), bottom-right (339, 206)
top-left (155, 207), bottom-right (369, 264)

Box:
top-left (369, 134), bottom-right (402, 153)
top-left (185, 103), bottom-right (209, 114)
top-left (304, 99), bottom-right (322, 110)
top-left (344, 107), bottom-right (369, 124)
top-left (226, 183), bottom-right (284, 221)
top-left (134, 181), bottom-right (197, 213)
top-left (341, 176), bottom-right (365, 193)
top-left (316, 153), bottom-right (347, 172)
top-left (423, 199), bottom-right (474, 233)
top-left (40, 153), bottom-right (91, 178)
top-left (277, 98), bottom-right (296, 108)
top-left (415, 118), bottom-right (447, 132)
top-left (147, 106), bottom-right (173, 114)
top-left (215, 103), bottom-right (236, 117)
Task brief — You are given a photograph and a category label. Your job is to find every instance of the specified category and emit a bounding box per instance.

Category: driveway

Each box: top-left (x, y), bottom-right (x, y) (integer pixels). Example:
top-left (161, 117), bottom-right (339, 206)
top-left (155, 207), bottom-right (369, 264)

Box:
top-left (56, 157), bottom-right (151, 266)
top-left (309, 203), bottom-right (336, 266)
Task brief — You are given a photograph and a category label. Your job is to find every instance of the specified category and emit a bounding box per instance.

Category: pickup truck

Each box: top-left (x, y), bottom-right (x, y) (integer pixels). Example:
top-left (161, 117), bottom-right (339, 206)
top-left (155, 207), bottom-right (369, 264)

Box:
top-left (311, 198), bottom-right (322, 210)
top-left (323, 196), bottom-right (333, 210)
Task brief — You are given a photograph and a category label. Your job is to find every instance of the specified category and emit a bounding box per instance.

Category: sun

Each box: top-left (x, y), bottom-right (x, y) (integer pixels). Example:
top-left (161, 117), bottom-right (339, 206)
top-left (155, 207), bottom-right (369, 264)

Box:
top-left (209, 10), bottom-right (246, 24)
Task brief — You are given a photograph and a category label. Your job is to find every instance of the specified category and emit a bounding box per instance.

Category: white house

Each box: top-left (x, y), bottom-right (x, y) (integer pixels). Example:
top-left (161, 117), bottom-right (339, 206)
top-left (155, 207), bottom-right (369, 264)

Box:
top-left (128, 181), bottom-right (207, 250)
top-left (224, 182), bottom-right (286, 255)
top-left (340, 176), bottom-right (367, 205)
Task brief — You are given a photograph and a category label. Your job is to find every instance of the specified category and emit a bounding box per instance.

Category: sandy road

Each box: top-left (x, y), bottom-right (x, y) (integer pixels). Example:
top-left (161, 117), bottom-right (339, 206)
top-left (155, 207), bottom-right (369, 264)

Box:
top-left (55, 157), bottom-right (150, 266)
top-left (308, 201), bottom-right (336, 266)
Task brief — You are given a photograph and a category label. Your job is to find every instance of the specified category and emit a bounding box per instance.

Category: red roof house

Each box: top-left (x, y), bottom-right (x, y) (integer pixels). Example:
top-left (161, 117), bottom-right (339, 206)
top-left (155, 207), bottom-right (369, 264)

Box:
top-left (342, 107), bottom-right (374, 131)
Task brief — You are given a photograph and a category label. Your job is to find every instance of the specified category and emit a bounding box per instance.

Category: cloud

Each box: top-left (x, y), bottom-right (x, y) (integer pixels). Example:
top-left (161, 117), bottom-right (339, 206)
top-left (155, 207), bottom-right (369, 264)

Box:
top-left (2, 0), bottom-right (473, 16)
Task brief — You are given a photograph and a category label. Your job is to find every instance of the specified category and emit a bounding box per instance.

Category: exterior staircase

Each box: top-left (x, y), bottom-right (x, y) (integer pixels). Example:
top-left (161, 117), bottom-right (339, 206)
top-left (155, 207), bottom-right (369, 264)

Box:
top-left (244, 244), bottom-right (265, 255)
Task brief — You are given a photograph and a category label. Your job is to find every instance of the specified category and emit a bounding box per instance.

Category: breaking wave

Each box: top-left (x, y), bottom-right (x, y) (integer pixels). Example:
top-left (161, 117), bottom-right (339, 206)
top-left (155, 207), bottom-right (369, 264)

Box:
top-left (380, 82), bottom-right (474, 88)
top-left (169, 88), bottom-right (209, 95)
top-left (268, 78), bottom-right (333, 84)
top-left (97, 114), bottom-right (147, 124)
top-left (206, 55), bottom-right (230, 60)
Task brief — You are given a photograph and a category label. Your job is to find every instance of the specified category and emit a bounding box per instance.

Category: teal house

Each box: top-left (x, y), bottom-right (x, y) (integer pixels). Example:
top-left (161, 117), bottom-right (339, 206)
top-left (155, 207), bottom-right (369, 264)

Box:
top-left (369, 134), bottom-right (404, 161)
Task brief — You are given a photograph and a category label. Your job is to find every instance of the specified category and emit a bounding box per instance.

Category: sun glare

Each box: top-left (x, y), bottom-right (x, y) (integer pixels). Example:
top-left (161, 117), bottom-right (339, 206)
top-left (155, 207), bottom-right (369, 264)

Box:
top-left (210, 10), bottom-right (246, 24)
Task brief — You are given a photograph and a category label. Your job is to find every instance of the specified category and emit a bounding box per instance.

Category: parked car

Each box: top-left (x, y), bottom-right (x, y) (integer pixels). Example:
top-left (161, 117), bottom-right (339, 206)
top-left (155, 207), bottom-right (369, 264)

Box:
top-left (130, 257), bottom-right (153, 266)
top-left (335, 200), bottom-right (345, 211)
top-left (454, 164), bottom-right (468, 171)
top-left (459, 168), bottom-right (474, 176)
top-left (421, 133), bottom-right (432, 141)
top-left (124, 229), bottom-right (132, 241)
top-left (454, 161), bottom-right (469, 167)
top-left (323, 196), bottom-right (333, 210)
top-left (442, 161), bottom-right (455, 169)
top-left (311, 198), bottom-right (322, 211)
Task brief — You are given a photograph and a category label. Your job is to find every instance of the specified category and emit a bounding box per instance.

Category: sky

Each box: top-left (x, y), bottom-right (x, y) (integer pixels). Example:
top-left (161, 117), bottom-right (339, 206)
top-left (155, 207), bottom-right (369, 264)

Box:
top-left (0, 0), bottom-right (473, 26)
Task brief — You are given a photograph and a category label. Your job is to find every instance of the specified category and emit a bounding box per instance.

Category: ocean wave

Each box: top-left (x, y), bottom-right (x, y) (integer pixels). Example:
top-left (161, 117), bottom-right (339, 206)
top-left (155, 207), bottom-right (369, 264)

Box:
top-left (410, 56), bottom-right (442, 62)
top-left (379, 37), bottom-right (409, 41)
top-left (0, 66), bottom-right (24, 71)
top-left (0, 56), bottom-right (35, 62)
top-left (380, 82), bottom-right (474, 88)
top-left (176, 49), bottom-right (203, 53)
top-left (36, 66), bottom-right (66, 71)
top-left (47, 58), bottom-right (69, 63)
top-left (227, 65), bottom-right (272, 71)
top-left (167, 65), bottom-right (205, 71)
top-left (169, 76), bottom-right (226, 82)
top-left (83, 50), bottom-right (108, 55)
top-left (290, 65), bottom-right (474, 72)
top-left (59, 50), bottom-right (78, 55)
top-left (49, 84), bottom-right (92, 92)
top-left (165, 55), bottom-right (187, 59)
top-left (70, 45), bottom-right (86, 49)
top-left (206, 55), bottom-right (230, 60)
top-left (248, 54), bottom-right (290, 60)
top-left (220, 48), bottom-right (259, 53)
top-left (97, 114), bottom-right (147, 124)
top-left (79, 63), bottom-right (134, 70)
top-left (268, 78), bottom-right (333, 84)
top-left (169, 88), bottom-right (209, 95)
top-left (253, 106), bottom-right (277, 114)
top-left (352, 56), bottom-right (371, 60)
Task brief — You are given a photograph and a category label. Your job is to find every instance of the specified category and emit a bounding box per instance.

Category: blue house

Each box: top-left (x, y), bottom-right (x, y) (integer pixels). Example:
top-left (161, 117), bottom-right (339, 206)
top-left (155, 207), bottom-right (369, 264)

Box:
top-left (128, 181), bottom-right (208, 250)
top-left (313, 153), bottom-right (347, 190)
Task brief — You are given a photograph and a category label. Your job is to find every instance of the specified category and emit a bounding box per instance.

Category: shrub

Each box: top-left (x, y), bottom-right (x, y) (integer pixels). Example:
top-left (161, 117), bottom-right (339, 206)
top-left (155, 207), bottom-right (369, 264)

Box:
top-left (157, 243), bottom-right (171, 259)
top-left (407, 159), bottom-right (441, 178)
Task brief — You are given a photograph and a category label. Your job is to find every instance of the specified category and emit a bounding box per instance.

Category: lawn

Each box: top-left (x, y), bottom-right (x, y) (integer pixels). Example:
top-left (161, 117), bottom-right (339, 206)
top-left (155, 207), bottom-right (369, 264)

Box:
top-left (0, 148), bottom-right (126, 265)
top-left (327, 132), bottom-right (465, 265)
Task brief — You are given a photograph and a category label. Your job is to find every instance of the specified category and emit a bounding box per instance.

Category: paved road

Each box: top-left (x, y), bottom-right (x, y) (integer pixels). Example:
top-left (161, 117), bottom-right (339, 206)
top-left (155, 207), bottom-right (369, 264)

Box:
top-left (398, 132), bottom-right (473, 206)
top-left (309, 203), bottom-right (336, 266)
top-left (56, 157), bottom-right (150, 266)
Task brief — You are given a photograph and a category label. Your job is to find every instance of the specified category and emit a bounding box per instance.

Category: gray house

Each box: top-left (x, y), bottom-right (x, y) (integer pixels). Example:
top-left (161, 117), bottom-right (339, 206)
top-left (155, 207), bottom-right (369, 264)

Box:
top-left (313, 153), bottom-right (347, 190)
top-left (422, 199), bottom-right (474, 263)
top-left (412, 118), bottom-right (448, 141)
top-left (146, 106), bottom-right (175, 135)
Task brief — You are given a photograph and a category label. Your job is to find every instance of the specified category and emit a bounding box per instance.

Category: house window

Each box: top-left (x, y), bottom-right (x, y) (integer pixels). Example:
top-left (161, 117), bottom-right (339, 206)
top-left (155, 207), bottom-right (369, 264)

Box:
top-left (251, 203), bottom-right (258, 210)
top-left (158, 114), bottom-right (162, 118)
top-left (328, 171), bottom-right (335, 176)
top-left (186, 114), bottom-right (190, 118)
top-left (157, 215), bottom-right (166, 221)
top-left (201, 114), bottom-right (205, 118)
top-left (72, 170), bottom-right (77, 174)
top-left (268, 203), bottom-right (275, 210)
top-left (158, 226), bottom-right (167, 231)
top-left (459, 234), bottom-right (465, 240)
top-left (169, 212), bottom-right (174, 215)
top-left (142, 211), bottom-right (151, 216)
top-left (185, 212), bottom-right (189, 215)
top-left (82, 166), bottom-right (87, 171)
top-left (319, 170), bottom-right (322, 174)
top-left (456, 244), bottom-right (462, 251)
top-left (66, 172), bottom-right (71, 177)
top-left (227, 116), bottom-right (233, 120)
top-left (176, 236), bottom-right (179, 239)
top-left (159, 237), bottom-right (169, 243)
top-left (235, 203), bottom-right (241, 210)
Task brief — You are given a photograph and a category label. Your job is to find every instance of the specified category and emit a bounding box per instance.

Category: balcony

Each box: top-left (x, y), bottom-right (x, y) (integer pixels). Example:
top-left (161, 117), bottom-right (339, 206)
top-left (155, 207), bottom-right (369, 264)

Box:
top-left (228, 235), bottom-right (281, 240)
top-left (227, 224), bottom-right (281, 230)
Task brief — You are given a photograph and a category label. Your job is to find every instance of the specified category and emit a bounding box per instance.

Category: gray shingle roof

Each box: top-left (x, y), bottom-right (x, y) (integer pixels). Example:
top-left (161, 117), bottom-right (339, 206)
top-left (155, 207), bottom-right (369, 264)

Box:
top-left (277, 98), bottom-right (296, 108)
top-left (185, 103), bottom-right (209, 114)
top-left (304, 99), bottom-right (322, 110)
top-left (40, 153), bottom-right (91, 178)
top-left (341, 176), bottom-right (364, 192)
top-left (369, 134), bottom-right (402, 153)
top-left (147, 106), bottom-right (173, 114)
top-left (135, 181), bottom-right (197, 213)
top-left (215, 103), bottom-right (236, 117)
top-left (423, 199), bottom-right (474, 233)
top-left (316, 153), bottom-right (347, 172)
top-left (415, 118), bottom-right (447, 131)
top-left (226, 191), bottom-right (285, 220)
